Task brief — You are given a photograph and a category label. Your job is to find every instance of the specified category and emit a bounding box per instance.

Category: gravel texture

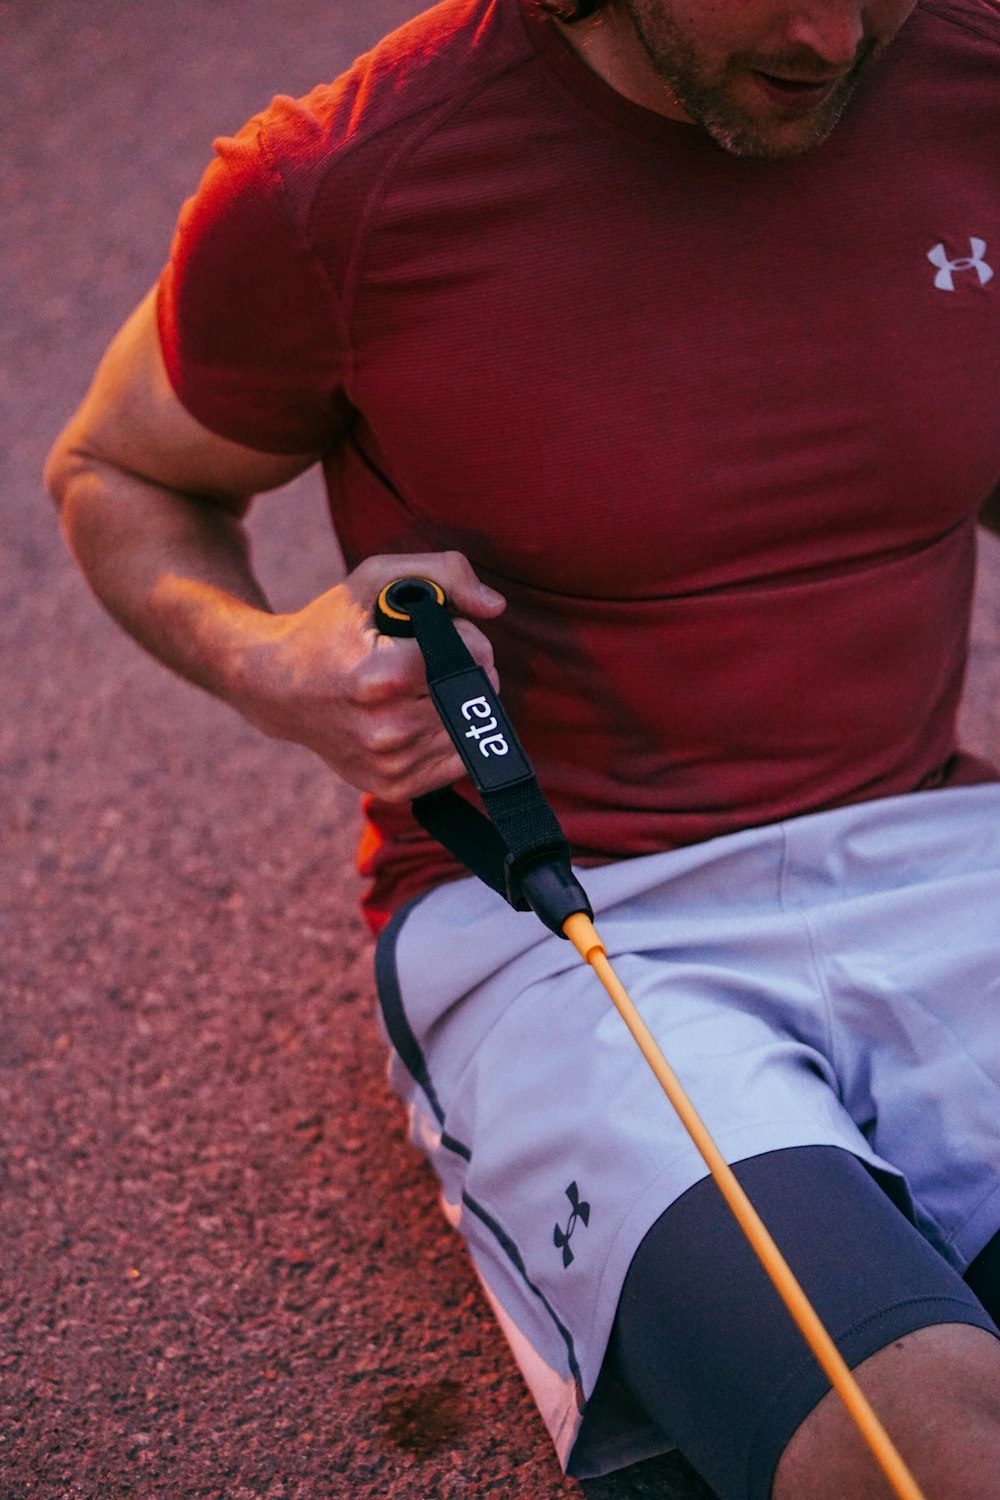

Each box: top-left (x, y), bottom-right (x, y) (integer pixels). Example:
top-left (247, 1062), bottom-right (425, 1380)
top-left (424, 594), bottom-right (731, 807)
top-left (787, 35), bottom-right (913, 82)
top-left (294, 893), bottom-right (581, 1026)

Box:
top-left (3, 2), bottom-right (999, 1496)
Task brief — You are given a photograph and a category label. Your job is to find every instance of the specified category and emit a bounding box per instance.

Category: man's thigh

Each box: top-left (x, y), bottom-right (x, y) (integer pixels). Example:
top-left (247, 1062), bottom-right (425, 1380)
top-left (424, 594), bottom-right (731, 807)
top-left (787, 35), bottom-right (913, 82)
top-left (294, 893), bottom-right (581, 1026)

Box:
top-left (376, 786), bottom-right (1000, 1479)
top-left (606, 1146), bottom-right (1000, 1500)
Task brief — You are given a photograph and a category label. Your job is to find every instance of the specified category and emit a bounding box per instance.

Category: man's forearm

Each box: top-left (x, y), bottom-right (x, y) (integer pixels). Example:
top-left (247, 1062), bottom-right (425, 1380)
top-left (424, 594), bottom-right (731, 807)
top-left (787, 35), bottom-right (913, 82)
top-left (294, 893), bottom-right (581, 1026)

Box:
top-left (48, 449), bottom-right (279, 709)
top-left (43, 288), bottom-right (504, 799)
top-left (48, 445), bottom-right (507, 798)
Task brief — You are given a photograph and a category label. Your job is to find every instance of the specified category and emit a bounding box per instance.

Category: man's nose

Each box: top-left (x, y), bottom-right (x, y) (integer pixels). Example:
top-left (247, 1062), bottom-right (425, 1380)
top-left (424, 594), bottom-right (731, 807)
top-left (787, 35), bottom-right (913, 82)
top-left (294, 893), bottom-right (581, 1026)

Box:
top-left (785, 3), bottom-right (866, 68)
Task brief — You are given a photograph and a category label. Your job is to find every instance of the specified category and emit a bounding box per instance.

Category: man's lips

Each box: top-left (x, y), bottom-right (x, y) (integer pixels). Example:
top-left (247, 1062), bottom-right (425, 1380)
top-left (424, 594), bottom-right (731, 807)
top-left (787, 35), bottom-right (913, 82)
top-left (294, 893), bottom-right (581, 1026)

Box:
top-left (748, 69), bottom-right (844, 111)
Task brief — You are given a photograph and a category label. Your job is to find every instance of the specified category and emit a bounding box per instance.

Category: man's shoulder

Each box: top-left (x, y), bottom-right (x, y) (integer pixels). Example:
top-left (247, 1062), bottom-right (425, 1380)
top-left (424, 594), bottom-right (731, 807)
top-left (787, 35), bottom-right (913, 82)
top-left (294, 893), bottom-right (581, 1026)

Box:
top-left (917, 0), bottom-right (1000, 44)
top-left (255, 0), bottom-right (533, 197)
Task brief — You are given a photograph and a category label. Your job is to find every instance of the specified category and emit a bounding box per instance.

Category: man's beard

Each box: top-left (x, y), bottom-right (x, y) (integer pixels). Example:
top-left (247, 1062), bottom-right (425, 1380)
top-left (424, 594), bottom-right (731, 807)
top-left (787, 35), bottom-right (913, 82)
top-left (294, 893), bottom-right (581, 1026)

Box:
top-left (618, 0), bottom-right (882, 159)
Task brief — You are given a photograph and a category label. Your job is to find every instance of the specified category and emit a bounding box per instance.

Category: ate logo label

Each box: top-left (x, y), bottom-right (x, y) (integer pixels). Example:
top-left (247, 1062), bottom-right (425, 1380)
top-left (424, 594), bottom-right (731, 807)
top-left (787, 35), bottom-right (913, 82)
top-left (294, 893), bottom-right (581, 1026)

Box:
top-left (461, 695), bottom-right (509, 759)
top-left (431, 668), bottom-right (531, 792)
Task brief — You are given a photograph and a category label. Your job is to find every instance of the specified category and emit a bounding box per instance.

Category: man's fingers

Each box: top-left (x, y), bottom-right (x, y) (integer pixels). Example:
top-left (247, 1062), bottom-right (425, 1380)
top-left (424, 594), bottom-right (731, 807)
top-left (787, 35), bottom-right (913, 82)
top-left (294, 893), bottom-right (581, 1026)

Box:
top-left (333, 688), bottom-right (463, 793)
top-left (421, 550), bottom-right (506, 619)
top-left (337, 717), bottom-right (466, 801)
top-left (452, 616), bottom-right (499, 687)
top-left (403, 751), bottom-right (469, 801)
top-left (353, 550), bottom-right (506, 623)
top-left (347, 635), bottom-right (430, 706)
top-left (337, 612), bottom-right (500, 797)
top-left (366, 746), bottom-right (468, 803)
top-left (352, 615), bottom-right (499, 704)
top-left (353, 695), bottom-right (442, 758)
top-left (278, 550), bottom-right (506, 796)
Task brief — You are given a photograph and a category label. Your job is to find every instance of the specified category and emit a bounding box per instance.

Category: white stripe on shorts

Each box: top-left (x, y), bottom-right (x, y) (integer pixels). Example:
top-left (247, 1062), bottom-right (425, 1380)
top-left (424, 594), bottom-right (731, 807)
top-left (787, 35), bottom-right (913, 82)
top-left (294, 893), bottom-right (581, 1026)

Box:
top-left (374, 785), bottom-right (1000, 1477)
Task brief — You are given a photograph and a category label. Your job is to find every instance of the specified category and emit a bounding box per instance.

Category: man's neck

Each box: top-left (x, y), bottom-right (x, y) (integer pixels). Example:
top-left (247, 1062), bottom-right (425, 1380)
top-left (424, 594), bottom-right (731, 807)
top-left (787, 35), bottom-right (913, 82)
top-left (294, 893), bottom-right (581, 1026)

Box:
top-left (555, 10), bottom-right (694, 121)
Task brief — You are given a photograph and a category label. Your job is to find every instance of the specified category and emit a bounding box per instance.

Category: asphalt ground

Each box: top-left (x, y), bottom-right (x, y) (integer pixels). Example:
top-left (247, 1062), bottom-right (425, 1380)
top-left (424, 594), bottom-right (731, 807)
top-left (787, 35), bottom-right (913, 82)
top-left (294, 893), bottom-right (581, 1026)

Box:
top-left (3, 3), bottom-right (999, 1497)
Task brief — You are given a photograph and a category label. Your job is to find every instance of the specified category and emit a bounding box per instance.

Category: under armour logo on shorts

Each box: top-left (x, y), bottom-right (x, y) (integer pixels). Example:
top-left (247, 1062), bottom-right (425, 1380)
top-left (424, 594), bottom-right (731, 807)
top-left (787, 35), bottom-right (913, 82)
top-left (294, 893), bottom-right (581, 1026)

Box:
top-left (553, 1182), bottom-right (590, 1268)
top-left (928, 238), bottom-right (994, 292)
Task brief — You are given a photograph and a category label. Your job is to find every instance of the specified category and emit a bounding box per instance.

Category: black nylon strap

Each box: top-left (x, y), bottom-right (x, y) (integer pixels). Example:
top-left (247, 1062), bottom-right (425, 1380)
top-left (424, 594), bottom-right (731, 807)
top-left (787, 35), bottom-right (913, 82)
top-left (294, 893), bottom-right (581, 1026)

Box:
top-left (411, 788), bottom-right (510, 898)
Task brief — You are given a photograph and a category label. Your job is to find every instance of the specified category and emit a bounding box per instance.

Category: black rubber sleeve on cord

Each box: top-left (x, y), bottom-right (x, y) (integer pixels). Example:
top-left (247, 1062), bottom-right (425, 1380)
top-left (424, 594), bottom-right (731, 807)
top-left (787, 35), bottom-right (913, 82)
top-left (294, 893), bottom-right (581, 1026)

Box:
top-left (374, 577), bottom-right (592, 936)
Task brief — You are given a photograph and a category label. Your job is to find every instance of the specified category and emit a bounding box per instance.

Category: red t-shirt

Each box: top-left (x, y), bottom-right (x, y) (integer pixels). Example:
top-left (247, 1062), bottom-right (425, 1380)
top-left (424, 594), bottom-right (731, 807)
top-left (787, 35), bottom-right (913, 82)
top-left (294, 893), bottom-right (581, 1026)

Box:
top-left (158, 0), bottom-right (1000, 931)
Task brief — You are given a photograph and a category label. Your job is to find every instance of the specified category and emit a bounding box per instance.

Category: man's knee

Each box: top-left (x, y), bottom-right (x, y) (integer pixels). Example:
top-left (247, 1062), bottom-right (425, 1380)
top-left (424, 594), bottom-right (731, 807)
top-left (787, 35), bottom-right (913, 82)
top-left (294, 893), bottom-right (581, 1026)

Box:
top-left (608, 1151), bottom-right (1000, 1499)
top-left (774, 1323), bottom-right (1000, 1500)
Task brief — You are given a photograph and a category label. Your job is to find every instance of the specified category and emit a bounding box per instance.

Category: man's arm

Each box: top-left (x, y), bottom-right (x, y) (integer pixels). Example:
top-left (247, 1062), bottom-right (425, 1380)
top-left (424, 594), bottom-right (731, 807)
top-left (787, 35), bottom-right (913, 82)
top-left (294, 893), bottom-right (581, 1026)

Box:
top-left (980, 483), bottom-right (1000, 538)
top-left (45, 289), bottom-right (505, 801)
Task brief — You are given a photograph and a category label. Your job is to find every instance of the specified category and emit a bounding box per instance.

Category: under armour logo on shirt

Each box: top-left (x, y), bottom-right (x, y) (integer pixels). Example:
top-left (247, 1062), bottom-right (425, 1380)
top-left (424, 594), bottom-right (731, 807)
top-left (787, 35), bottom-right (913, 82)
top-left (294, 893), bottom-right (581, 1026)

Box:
top-left (553, 1182), bottom-right (590, 1268)
top-left (928, 238), bottom-right (994, 292)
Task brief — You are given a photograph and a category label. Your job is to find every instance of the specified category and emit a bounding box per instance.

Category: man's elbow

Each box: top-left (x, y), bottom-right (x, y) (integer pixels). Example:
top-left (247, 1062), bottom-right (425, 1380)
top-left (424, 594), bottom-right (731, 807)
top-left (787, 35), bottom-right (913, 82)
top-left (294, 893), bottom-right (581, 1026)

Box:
top-left (42, 416), bottom-right (153, 576)
top-left (43, 422), bottom-right (87, 515)
top-left (42, 425), bottom-right (118, 577)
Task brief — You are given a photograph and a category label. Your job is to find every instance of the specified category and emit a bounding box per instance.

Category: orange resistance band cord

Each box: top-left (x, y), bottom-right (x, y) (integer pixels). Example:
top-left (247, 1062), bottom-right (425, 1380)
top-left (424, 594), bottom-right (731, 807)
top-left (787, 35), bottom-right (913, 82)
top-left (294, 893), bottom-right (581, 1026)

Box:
top-left (562, 911), bottom-right (929, 1500)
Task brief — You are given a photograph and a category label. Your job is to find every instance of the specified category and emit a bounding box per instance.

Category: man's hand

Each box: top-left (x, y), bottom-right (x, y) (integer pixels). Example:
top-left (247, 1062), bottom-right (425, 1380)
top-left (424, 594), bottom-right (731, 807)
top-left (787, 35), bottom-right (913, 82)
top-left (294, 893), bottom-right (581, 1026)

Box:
top-left (237, 551), bottom-right (505, 801)
top-left (45, 288), bottom-right (505, 802)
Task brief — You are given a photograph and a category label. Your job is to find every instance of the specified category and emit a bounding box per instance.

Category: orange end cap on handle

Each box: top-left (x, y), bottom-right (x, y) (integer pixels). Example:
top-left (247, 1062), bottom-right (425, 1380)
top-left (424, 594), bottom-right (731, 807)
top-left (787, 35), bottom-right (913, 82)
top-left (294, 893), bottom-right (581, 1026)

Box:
top-left (375, 577), bottom-right (446, 637)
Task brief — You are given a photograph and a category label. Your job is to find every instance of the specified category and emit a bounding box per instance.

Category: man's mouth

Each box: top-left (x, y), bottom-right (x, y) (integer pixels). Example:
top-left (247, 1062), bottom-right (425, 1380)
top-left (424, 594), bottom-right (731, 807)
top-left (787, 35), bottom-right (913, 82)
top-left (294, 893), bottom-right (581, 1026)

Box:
top-left (748, 69), bottom-right (844, 112)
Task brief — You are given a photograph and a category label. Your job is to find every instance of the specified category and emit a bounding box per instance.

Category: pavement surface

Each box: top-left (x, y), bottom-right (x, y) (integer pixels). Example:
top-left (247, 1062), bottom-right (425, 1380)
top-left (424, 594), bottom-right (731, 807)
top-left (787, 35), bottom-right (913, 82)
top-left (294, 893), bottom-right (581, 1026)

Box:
top-left (3, 2), bottom-right (999, 1497)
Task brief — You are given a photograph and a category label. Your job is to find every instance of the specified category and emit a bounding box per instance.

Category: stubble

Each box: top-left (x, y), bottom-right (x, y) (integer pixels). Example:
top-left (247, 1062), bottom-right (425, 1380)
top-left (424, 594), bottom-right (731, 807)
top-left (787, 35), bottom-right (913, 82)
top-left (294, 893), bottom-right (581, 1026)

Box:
top-left (616, 0), bottom-right (882, 159)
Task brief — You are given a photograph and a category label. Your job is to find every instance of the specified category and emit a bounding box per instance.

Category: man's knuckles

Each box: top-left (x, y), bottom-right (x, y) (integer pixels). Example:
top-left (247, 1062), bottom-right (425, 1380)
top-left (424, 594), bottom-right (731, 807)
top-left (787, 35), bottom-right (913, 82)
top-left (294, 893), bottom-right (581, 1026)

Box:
top-left (344, 649), bottom-right (426, 707)
top-left (359, 718), bottom-right (427, 759)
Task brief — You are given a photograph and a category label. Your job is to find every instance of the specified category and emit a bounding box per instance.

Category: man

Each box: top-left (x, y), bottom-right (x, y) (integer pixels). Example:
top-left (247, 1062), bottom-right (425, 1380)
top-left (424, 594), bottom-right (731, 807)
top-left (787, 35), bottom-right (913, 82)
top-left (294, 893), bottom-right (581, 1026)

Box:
top-left (45, 1), bottom-right (1000, 1495)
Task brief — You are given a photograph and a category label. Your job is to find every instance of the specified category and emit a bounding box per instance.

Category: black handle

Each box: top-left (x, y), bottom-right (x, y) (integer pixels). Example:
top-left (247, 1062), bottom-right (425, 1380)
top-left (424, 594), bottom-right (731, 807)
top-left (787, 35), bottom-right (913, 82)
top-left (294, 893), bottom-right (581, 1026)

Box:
top-left (374, 576), bottom-right (592, 936)
top-left (377, 577), bottom-right (533, 797)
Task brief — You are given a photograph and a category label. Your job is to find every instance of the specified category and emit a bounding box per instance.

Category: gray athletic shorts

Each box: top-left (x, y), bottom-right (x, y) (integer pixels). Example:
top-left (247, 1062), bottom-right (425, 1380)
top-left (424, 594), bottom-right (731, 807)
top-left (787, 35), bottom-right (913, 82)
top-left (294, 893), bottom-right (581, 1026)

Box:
top-left (374, 785), bottom-right (1000, 1477)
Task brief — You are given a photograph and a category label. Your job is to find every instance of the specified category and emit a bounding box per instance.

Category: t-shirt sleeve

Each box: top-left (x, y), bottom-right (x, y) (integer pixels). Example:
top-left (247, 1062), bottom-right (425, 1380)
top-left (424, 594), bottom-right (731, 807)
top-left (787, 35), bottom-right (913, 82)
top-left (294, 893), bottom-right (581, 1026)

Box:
top-left (156, 113), bottom-right (354, 456)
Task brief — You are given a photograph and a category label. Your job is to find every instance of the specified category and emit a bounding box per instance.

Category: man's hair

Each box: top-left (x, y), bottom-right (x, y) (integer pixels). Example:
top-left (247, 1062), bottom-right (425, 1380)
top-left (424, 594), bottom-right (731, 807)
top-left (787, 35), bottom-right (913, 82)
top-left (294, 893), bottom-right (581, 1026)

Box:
top-left (536, 0), bottom-right (611, 21)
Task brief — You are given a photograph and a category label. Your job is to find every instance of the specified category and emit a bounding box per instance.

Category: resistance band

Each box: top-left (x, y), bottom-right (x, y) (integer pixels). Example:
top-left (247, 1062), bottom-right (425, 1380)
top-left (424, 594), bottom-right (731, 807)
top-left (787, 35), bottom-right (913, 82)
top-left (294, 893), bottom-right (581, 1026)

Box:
top-left (375, 576), bottom-right (927, 1500)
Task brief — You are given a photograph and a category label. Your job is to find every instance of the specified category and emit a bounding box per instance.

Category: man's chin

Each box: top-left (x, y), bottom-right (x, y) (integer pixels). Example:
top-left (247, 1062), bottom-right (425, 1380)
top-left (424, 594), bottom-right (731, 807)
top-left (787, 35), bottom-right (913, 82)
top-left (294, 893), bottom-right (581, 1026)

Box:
top-left (688, 68), bottom-right (866, 159)
top-left (696, 98), bottom-right (851, 160)
top-left (708, 121), bottom-right (840, 160)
